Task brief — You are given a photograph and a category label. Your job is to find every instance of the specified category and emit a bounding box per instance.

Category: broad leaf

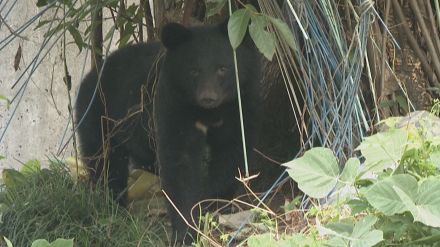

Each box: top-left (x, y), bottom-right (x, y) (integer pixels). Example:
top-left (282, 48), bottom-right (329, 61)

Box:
top-left (326, 237), bottom-right (348, 247)
top-left (31, 238), bottom-right (74, 247)
top-left (364, 174), bottom-right (417, 215)
top-left (429, 150), bottom-right (440, 169)
top-left (268, 17), bottom-right (297, 52)
top-left (351, 215), bottom-right (377, 238)
top-left (351, 230), bottom-right (383, 247)
top-left (50, 239), bottom-right (74, 247)
top-left (249, 15), bottom-right (275, 60)
top-left (339, 157), bottom-right (359, 186)
top-left (31, 239), bottom-right (51, 247)
top-left (283, 147), bottom-right (339, 198)
top-left (394, 178), bottom-right (440, 227)
top-left (406, 232), bottom-right (440, 245)
top-left (356, 128), bottom-right (408, 173)
top-left (228, 6), bottom-right (253, 49)
top-left (321, 216), bottom-right (383, 247)
top-left (2, 169), bottom-right (26, 187)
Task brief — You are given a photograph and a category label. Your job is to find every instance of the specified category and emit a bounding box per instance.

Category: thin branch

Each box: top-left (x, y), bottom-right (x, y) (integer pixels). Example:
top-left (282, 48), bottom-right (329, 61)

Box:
top-left (0, 14), bottom-right (28, 40)
top-left (392, 1), bottom-right (438, 86)
top-left (182, 0), bottom-right (196, 26)
top-left (409, 0), bottom-right (440, 82)
top-left (142, 0), bottom-right (155, 40)
top-left (91, 0), bottom-right (103, 71)
top-left (380, 0), bottom-right (391, 99)
top-left (162, 190), bottom-right (222, 247)
top-left (425, 0), bottom-right (440, 59)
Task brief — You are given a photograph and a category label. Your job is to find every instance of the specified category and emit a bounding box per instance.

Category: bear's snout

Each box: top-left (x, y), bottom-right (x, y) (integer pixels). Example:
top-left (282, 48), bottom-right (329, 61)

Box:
top-left (196, 85), bottom-right (223, 109)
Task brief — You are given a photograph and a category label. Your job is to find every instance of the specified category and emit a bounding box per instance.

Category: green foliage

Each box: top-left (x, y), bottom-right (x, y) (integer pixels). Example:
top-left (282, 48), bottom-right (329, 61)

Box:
top-left (249, 15), bottom-right (275, 61)
top-left (355, 128), bottom-right (407, 173)
top-left (0, 161), bottom-right (167, 247)
top-left (31, 238), bottom-right (73, 247)
top-left (247, 233), bottom-right (324, 247)
top-left (215, 1), bottom-right (297, 60)
top-left (267, 16), bottom-right (297, 52)
top-left (37, 0), bottom-right (296, 62)
top-left (227, 5), bottom-right (297, 60)
top-left (320, 216), bottom-right (383, 247)
top-left (205, 0), bottom-right (227, 18)
top-left (284, 147), bottom-right (339, 198)
top-left (280, 114), bottom-right (440, 246)
top-left (0, 95), bottom-right (10, 109)
top-left (432, 99), bottom-right (440, 116)
top-left (34, 0), bottom-right (141, 52)
top-left (227, 5), bottom-right (254, 49)
top-left (3, 237), bottom-right (73, 247)
top-left (3, 237), bottom-right (13, 247)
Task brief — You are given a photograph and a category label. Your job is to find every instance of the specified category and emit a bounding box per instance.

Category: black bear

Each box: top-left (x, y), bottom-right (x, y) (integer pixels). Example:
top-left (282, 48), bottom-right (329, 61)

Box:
top-left (75, 22), bottom-right (261, 243)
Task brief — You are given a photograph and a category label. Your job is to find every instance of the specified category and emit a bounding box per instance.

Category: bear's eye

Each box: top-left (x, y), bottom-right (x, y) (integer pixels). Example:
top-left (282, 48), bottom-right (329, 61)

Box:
top-left (189, 69), bottom-right (200, 77)
top-left (217, 66), bottom-right (229, 76)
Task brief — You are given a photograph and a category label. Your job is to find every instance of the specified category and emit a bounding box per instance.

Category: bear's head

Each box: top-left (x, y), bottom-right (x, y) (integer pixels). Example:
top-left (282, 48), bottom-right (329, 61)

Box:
top-left (160, 22), bottom-right (258, 109)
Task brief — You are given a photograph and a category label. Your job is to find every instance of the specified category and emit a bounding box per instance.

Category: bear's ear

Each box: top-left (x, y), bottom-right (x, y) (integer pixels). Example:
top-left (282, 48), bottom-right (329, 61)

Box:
top-left (161, 23), bottom-right (192, 49)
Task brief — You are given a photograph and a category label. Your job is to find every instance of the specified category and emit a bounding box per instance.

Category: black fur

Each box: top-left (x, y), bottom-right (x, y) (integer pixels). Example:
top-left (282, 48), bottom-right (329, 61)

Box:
top-left (75, 22), bottom-right (261, 243)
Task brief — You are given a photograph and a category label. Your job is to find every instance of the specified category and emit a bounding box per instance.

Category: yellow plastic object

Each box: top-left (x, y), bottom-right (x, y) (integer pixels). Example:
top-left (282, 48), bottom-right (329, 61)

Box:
top-left (65, 157), bottom-right (88, 180)
top-left (127, 169), bottom-right (161, 201)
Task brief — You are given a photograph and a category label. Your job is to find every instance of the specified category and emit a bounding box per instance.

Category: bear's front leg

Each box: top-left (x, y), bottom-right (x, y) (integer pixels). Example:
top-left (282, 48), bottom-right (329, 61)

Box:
top-left (156, 119), bottom-right (210, 243)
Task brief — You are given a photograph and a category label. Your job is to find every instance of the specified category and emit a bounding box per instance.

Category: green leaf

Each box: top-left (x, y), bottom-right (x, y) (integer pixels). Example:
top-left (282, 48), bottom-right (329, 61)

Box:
top-left (36, 0), bottom-right (57, 7)
top-left (34, 20), bottom-right (53, 30)
top-left (351, 215), bottom-right (377, 238)
top-left (0, 95), bottom-right (10, 109)
top-left (30, 239), bottom-right (73, 247)
top-left (31, 239), bottom-right (51, 247)
top-left (103, 27), bottom-right (116, 43)
top-left (3, 237), bottom-right (13, 247)
top-left (356, 128), bottom-right (408, 173)
top-left (347, 199), bottom-right (369, 215)
top-left (228, 7), bottom-right (252, 49)
top-left (2, 169), bottom-right (26, 188)
top-left (351, 230), bottom-right (383, 247)
top-left (67, 26), bottom-right (84, 52)
top-left (268, 17), bottom-right (297, 52)
top-left (125, 4), bottom-right (138, 17)
top-left (283, 147), bottom-right (339, 198)
top-left (394, 178), bottom-right (440, 227)
top-left (36, 0), bottom-right (48, 7)
top-left (364, 174), bottom-right (417, 215)
top-left (324, 222), bottom-right (353, 236)
top-left (321, 216), bottom-right (383, 247)
top-left (205, 0), bottom-right (226, 18)
top-left (429, 150), bottom-right (440, 169)
top-left (247, 233), bottom-right (277, 247)
top-left (249, 15), bottom-right (275, 60)
top-left (326, 237), bottom-right (348, 247)
top-left (21, 159), bottom-right (41, 175)
top-left (51, 238), bottom-right (74, 247)
top-left (338, 157), bottom-right (359, 186)
top-left (118, 23), bottom-right (136, 48)
top-left (406, 232), bottom-right (440, 245)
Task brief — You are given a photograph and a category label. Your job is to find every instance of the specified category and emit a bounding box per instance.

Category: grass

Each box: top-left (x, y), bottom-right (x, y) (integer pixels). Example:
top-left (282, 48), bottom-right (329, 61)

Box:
top-left (0, 161), bottom-right (168, 247)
